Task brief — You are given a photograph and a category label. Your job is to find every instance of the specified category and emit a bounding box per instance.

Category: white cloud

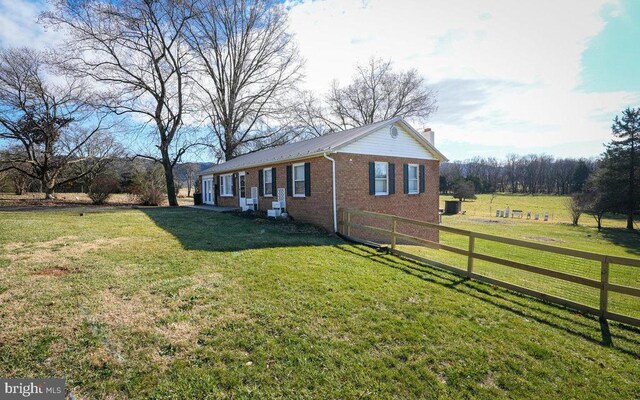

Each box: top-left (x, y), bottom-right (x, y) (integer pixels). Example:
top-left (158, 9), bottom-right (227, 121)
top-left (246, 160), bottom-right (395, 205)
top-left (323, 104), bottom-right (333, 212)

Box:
top-left (1, 0), bottom-right (638, 159)
top-left (286, 0), bottom-right (640, 157)
top-left (0, 0), bottom-right (63, 49)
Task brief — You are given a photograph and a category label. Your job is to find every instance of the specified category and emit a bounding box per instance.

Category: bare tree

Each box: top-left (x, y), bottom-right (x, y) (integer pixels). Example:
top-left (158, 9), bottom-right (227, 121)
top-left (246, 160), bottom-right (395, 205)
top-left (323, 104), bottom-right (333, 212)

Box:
top-left (0, 48), bottom-right (113, 199)
top-left (554, 158), bottom-right (577, 195)
top-left (564, 195), bottom-right (582, 226)
top-left (0, 170), bottom-right (8, 193)
top-left (183, 162), bottom-right (199, 197)
top-left (42, 0), bottom-right (200, 206)
top-left (0, 148), bottom-right (32, 195)
top-left (299, 58), bottom-right (437, 135)
top-left (187, 0), bottom-right (304, 160)
top-left (66, 132), bottom-right (123, 193)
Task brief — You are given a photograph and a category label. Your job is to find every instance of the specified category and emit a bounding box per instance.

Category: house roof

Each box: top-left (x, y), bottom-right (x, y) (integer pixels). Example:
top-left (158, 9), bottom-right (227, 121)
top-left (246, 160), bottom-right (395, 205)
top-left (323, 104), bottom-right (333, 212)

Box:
top-left (199, 117), bottom-right (447, 175)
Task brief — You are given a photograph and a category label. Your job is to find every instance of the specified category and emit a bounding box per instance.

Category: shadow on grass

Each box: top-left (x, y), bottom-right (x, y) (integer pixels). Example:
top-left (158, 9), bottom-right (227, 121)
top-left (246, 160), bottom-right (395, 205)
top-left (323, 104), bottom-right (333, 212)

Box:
top-left (140, 207), bottom-right (340, 252)
top-left (598, 227), bottom-right (640, 256)
top-left (336, 245), bottom-right (640, 358)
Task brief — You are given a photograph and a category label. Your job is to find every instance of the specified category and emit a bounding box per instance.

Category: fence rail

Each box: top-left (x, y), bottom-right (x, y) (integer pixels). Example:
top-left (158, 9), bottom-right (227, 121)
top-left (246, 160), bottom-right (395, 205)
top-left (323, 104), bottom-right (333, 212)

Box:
top-left (339, 208), bottom-right (640, 327)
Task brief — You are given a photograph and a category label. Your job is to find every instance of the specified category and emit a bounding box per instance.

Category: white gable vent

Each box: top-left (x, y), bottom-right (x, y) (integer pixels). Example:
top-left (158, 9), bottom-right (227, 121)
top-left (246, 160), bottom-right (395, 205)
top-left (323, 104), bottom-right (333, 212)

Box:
top-left (390, 126), bottom-right (398, 138)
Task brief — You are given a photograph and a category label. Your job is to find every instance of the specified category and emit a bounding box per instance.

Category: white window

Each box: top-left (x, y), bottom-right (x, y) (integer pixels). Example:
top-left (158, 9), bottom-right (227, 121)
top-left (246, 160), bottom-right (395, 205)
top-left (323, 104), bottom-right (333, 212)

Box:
top-left (375, 162), bottom-right (388, 195)
top-left (263, 169), bottom-right (273, 196)
top-left (293, 163), bottom-right (305, 197)
top-left (220, 174), bottom-right (233, 196)
top-left (408, 164), bottom-right (419, 194)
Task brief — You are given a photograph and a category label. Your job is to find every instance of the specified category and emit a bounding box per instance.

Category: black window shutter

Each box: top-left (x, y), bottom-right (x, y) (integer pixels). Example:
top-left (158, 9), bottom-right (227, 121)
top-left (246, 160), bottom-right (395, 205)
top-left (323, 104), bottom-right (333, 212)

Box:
top-left (286, 165), bottom-right (292, 196)
top-left (271, 167), bottom-right (277, 196)
top-left (232, 173), bottom-right (237, 197)
top-left (403, 164), bottom-right (409, 194)
top-left (369, 162), bottom-right (375, 195)
top-left (419, 165), bottom-right (426, 193)
top-left (304, 162), bottom-right (311, 196)
top-left (389, 163), bottom-right (395, 194)
top-left (258, 170), bottom-right (264, 196)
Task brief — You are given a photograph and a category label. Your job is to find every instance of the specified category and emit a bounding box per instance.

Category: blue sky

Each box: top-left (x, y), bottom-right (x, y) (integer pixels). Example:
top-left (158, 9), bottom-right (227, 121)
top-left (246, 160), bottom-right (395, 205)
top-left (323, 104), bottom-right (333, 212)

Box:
top-left (580, 1), bottom-right (640, 93)
top-left (2, 0), bottom-right (639, 161)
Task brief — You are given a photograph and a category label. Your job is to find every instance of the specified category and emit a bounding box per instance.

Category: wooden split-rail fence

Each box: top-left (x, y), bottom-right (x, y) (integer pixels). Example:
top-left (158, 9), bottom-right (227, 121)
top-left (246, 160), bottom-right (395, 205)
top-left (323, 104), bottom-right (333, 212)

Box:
top-left (339, 208), bottom-right (640, 327)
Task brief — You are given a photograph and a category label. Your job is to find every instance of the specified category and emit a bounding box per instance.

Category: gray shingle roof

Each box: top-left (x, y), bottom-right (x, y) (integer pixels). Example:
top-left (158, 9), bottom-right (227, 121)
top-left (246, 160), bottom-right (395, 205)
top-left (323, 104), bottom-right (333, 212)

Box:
top-left (199, 117), bottom-right (445, 175)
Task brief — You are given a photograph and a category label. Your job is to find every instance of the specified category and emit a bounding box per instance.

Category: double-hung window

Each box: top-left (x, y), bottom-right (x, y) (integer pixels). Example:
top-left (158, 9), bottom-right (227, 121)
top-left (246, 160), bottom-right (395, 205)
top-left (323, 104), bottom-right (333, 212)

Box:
top-left (408, 164), bottom-right (419, 194)
top-left (375, 162), bottom-right (389, 195)
top-left (293, 163), bottom-right (306, 197)
top-left (263, 169), bottom-right (273, 196)
top-left (220, 174), bottom-right (233, 196)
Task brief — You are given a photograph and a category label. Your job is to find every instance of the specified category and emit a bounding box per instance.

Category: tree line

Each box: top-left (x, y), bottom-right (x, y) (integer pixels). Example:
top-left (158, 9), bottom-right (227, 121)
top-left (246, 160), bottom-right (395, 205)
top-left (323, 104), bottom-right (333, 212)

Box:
top-left (441, 155), bottom-right (595, 195)
top-left (0, 0), bottom-right (436, 206)
top-left (444, 108), bottom-right (639, 231)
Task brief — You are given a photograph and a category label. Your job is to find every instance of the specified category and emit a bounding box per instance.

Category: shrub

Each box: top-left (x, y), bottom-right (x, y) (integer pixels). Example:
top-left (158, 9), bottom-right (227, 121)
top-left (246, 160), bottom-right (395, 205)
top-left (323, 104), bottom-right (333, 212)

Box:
top-left (452, 180), bottom-right (477, 202)
top-left (88, 175), bottom-right (119, 204)
top-left (132, 163), bottom-right (166, 206)
top-left (139, 186), bottom-right (166, 206)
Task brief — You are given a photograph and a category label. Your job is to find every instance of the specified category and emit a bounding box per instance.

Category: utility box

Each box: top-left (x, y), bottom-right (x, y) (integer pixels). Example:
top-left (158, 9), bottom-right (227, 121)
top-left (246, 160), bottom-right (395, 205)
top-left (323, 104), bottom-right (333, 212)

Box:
top-left (193, 193), bottom-right (202, 205)
top-left (444, 200), bottom-right (461, 215)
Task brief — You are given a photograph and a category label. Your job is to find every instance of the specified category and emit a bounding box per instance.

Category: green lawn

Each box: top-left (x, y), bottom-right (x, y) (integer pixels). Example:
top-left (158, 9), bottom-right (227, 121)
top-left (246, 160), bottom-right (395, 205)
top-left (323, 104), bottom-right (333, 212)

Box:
top-left (0, 208), bottom-right (639, 399)
top-left (394, 194), bottom-right (640, 322)
top-left (441, 193), bottom-right (636, 230)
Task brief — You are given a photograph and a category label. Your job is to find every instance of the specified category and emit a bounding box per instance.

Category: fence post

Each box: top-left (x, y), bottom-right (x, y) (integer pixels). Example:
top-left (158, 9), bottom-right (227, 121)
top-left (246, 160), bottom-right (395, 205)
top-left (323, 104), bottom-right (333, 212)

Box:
top-left (467, 233), bottom-right (475, 278)
top-left (391, 217), bottom-right (397, 251)
top-left (346, 209), bottom-right (351, 237)
top-left (600, 256), bottom-right (610, 319)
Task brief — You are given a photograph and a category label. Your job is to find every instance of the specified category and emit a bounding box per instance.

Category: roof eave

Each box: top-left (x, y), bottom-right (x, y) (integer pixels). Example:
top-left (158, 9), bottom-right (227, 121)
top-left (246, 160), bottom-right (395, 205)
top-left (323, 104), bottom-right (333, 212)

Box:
top-left (198, 151), bottom-right (327, 176)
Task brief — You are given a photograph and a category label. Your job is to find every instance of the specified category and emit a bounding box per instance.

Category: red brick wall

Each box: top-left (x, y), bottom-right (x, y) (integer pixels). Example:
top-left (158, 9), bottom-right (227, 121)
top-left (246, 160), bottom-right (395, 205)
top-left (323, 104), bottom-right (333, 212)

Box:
top-left (212, 152), bottom-right (440, 240)
top-left (333, 153), bottom-right (440, 243)
top-left (214, 156), bottom-right (334, 231)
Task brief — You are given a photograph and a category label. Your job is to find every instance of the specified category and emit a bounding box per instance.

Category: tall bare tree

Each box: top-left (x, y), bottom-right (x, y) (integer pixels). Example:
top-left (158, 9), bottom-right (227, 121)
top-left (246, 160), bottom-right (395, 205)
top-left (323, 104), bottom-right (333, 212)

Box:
top-left (66, 131), bottom-right (123, 193)
top-left (0, 48), bottom-right (113, 199)
top-left (42, 0), bottom-right (199, 206)
top-left (187, 0), bottom-right (304, 160)
top-left (297, 58), bottom-right (437, 135)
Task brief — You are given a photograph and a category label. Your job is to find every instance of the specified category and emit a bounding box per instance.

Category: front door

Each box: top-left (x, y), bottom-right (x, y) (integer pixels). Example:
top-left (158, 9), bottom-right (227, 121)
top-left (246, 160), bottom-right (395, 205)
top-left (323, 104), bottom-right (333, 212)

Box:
top-left (202, 177), bottom-right (214, 205)
top-left (238, 172), bottom-right (247, 210)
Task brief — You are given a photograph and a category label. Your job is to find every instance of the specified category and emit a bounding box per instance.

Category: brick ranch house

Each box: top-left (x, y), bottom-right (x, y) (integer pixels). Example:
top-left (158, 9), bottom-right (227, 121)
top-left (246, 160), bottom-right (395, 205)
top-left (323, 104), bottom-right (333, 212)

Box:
top-left (198, 117), bottom-right (447, 240)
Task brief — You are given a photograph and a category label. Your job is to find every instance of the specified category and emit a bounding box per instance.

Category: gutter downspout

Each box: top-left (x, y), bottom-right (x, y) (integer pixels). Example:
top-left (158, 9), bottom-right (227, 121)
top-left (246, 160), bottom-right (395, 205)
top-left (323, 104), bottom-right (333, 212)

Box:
top-left (323, 152), bottom-right (338, 232)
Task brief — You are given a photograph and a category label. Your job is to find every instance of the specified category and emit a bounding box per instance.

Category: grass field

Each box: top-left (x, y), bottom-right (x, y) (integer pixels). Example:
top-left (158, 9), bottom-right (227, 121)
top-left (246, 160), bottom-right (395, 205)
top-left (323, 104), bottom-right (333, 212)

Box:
top-left (1, 207), bottom-right (639, 399)
top-left (0, 191), bottom-right (195, 208)
top-left (441, 193), bottom-right (637, 230)
top-left (393, 194), bottom-right (640, 322)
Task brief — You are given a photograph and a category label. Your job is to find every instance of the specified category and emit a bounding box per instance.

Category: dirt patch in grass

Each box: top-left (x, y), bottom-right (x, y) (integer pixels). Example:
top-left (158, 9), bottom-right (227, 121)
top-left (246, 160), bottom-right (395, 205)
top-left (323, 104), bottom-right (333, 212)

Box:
top-left (4, 236), bottom-right (132, 266)
top-left (523, 235), bottom-right (565, 243)
top-left (96, 289), bottom-right (164, 330)
top-left (469, 218), bottom-right (511, 225)
top-left (32, 266), bottom-right (76, 276)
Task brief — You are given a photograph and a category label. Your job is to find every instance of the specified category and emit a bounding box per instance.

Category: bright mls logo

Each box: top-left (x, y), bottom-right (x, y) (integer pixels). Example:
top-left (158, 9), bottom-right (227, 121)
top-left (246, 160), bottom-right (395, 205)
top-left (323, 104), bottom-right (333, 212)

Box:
top-left (0, 379), bottom-right (65, 400)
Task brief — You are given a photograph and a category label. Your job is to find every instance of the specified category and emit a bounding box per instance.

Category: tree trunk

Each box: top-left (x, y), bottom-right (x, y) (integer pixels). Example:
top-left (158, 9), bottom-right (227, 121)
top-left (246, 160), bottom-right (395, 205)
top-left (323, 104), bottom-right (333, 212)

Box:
top-left (628, 137), bottom-right (635, 230)
top-left (160, 150), bottom-right (178, 207)
top-left (44, 184), bottom-right (55, 200)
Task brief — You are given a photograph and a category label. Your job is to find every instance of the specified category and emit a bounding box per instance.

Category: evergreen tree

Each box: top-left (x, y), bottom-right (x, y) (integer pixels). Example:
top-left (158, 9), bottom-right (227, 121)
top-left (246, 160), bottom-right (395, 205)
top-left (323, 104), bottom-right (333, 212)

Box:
top-left (571, 159), bottom-right (591, 192)
top-left (580, 167), bottom-right (621, 231)
top-left (608, 108), bottom-right (640, 230)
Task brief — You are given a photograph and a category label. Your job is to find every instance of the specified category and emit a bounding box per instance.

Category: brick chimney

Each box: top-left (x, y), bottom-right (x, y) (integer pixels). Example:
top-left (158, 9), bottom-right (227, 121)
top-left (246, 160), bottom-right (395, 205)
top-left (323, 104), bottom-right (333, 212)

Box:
top-left (423, 128), bottom-right (434, 146)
